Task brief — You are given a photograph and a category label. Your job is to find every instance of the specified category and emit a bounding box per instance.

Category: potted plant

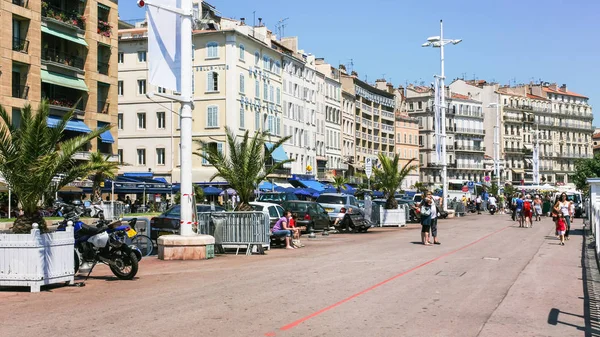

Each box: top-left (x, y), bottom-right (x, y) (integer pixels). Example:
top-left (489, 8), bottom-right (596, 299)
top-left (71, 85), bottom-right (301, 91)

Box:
top-left (0, 101), bottom-right (118, 292)
top-left (373, 154), bottom-right (416, 227)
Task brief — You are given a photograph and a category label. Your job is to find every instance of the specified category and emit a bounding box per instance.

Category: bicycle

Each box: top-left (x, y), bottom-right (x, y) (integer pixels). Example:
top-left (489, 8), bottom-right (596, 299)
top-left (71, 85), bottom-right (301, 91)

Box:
top-left (126, 218), bottom-right (154, 257)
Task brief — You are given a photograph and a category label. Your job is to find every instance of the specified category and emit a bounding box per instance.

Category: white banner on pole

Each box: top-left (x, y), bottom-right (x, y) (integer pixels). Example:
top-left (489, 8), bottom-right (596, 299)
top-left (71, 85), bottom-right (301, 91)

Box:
top-left (532, 144), bottom-right (539, 184)
top-left (434, 77), bottom-right (442, 164)
top-left (147, 0), bottom-right (182, 92)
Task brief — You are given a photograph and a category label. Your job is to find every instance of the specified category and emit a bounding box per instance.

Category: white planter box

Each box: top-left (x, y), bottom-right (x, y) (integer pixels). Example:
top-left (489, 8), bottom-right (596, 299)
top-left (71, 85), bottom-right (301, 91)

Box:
top-left (0, 224), bottom-right (75, 292)
top-left (379, 207), bottom-right (407, 227)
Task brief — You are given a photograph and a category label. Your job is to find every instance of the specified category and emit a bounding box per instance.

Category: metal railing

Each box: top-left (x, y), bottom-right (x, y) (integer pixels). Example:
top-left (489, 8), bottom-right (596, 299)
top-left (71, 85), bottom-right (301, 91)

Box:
top-left (42, 48), bottom-right (85, 69)
top-left (454, 145), bottom-right (485, 152)
top-left (12, 0), bottom-right (28, 7)
top-left (97, 61), bottom-right (109, 75)
top-left (42, 2), bottom-right (85, 30)
top-left (12, 85), bottom-right (29, 99)
top-left (97, 100), bottom-right (109, 114)
top-left (197, 211), bottom-right (270, 255)
top-left (12, 37), bottom-right (29, 53)
top-left (101, 202), bottom-right (125, 220)
top-left (454, 127), bottom-right (484, 134)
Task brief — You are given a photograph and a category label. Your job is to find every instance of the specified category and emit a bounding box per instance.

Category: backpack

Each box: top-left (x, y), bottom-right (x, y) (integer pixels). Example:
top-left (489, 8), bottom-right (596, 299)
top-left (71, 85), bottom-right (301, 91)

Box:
top-left (523, 201), bottom-right (531, 212)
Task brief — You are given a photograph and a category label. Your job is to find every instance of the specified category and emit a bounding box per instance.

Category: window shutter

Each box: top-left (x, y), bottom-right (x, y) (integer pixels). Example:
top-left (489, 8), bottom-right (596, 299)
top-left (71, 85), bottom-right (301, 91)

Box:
top-left (202, 145), bottom-right (208, 165)
top-left (276, 117), bottom-right (281, 136)
top-left (217, 142), bottom-right (223, 155)
top-left (207, 72), bottom-right (213, 92)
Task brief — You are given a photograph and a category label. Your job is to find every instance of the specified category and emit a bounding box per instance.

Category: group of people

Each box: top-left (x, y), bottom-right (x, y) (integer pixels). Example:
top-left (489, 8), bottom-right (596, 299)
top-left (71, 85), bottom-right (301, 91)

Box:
top-left (420, 191), bottom-right (441, 246)
top-left (271, 210), bottom-right (305, 249)
top-left (553, 192), bottom-right (574, 246)
top-left (509, 194), bottom-right (544, 228)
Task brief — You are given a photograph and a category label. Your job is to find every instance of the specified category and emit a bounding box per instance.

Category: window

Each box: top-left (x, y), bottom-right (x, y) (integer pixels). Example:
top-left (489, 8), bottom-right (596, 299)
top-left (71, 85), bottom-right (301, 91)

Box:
top-left (418, 101), bottom-right (422, 109)
top-left (275, 61), bottom-right (281, 74)
top-left (156, 148), bottom-right (165, 165)
top-left (276, 88), bottom-right (281, 104)
top-left (118, 52), bottom-right (124, 63)
top-left (255, 80), bottom-right (260, 97)
top-left (239, 73), bottom-right (245, 93)
top-left (137, 149), bottom-right (146, 165)
top-left (137, 51), bottom-right (147, 62)
top-left (118, 81), bottom-right (123, 96)
top-left (206, 42), bottom-right (218, 58)
top-left (269, 85), bottom-right (274, 102)
top-left (206, 105), bottom-right (218, 128)
top-left (254, 51), bottom-right (260, 65)
top-left (263, 82), bottom-right (268, 100)
top-left (117, 113), bottom-right (123, 130)
top-left (157, 86), bottom-right (166, 94)
top-left (117, 149), bottom-right (123, 164)
top-left (263, 55), bottom-right (269, 69)
top-left (202, 142), bottom-right (223, 165)
top-left (156, 111), bottom-right (165, 129)
top-left (137, 112), bottom-right (146, 129)
top-left (137, 79), bottom-right (146, 95)
top-left (239, 104), bottom-right (245, 129)
top-left (207, 72), bottom-right (218, 92)
top-left (239, 44), bottom-right (245, 60)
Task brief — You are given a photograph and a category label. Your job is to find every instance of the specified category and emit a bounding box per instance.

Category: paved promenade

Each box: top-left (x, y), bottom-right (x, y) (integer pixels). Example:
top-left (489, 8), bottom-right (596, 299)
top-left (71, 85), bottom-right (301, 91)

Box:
top-left (0, 213), bottom-right (592, 337)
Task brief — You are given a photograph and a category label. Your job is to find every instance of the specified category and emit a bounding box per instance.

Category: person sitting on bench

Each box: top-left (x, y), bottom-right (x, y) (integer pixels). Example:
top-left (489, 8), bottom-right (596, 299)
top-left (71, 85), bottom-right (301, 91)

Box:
top-left (272, 210), bottom-right (295, 250)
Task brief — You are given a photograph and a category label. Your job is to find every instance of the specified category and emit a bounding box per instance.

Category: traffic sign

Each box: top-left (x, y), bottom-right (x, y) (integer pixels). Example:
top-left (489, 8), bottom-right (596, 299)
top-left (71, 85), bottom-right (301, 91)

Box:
top-left (467, 181), bottom-right (474, 188)
top-left (484, 176), bottom-right (491, 182)
top-left (365, 158), bottom-right (372, 179)
top-left (462, 186), bottom-right (469, 192)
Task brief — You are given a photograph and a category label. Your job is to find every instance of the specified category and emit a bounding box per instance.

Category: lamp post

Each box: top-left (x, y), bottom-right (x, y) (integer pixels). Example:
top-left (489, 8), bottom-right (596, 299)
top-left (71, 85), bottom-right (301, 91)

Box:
top-left (488, 101), bottom-right (501, 189)
top-left (422, 20), bottom-right (462, 211)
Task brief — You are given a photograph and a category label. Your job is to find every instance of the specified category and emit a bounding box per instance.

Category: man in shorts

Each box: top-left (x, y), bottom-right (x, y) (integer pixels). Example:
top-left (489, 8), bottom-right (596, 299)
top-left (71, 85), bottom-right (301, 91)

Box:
top-left (515, 194), bottom-right (525, 227)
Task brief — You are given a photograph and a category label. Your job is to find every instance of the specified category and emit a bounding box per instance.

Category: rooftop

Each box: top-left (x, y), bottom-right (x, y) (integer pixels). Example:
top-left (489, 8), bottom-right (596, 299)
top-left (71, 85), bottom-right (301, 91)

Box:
top-left (543, 86), bottom-right (588, 99)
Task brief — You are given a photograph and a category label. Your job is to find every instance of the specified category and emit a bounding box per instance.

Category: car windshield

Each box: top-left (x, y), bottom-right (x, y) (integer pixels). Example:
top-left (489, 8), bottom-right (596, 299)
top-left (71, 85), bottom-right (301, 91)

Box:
top-left (414, 195), bottom-right (422, 203)
top-left (258, 193), bottom-right (283, 202)
top-left (250, 205), bottom-right (264, 211)
top-left (316, 195), bottom-right (346, 205)
top-left (286, 202), bottom-right (309, 213)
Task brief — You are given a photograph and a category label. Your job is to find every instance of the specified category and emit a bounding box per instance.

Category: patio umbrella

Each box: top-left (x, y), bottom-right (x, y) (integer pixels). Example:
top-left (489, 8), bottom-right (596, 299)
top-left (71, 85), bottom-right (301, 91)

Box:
top-left (311, 192), bottom-right (320, 198)
top-left (203, 186), bottom-right (223, 196)
top-left (373, 191), bottom-right (384, 198)
top-left (59, 185), bottom-right (83, 193)
top-left (259, 181), bottom-right (276, 190)
top-left (294, 189), bottom-right (311, 196)
top-left (220, 188), bottom-right (237, 196)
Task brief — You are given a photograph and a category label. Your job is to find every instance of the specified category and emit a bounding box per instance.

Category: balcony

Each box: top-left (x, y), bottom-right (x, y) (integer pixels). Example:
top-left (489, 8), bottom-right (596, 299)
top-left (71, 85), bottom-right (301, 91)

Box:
top-left (12, 0), bottom-right (28, 8)
top-left (97, 61), bottom-right (109, 75)
top-left (381, 111), bottom-right (395, 119)
top-left (265, 166), bottom-right (291, 177)
top-left (12, 37), bottom-right (29, 53)
top-left (97, 20), bottom-right (112, 38)
top-left (456, 164), bottom-right (485, 170)
top-left (454, 127), bottom-right (484, 135)
top-left (505, 147), bottom-right (525, 154)
top-left (41, 1), bottom-right (85, 31)
top-left (12, 85), bottom-right (29, 99)
top-left (355, 116), bottom-right (361, 123)
top-left (373, 122), bottom-right (379, 129)
top-left (97, 100), bottom-right (109, 114)
top-left (455, 145), bottom-right (485, 152)
top-left (42, 48), bottom-right (85, 70)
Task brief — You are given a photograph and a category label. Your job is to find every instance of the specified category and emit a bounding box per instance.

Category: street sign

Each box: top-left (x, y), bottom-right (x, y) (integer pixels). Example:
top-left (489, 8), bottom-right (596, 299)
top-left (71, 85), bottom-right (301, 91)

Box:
top-left (462, 186), bottom-right (469, 192)
top-left (467, 181), bottom-right (474, 188)
top-left (484, 176), bottom-right (491, 182)
top-left (365, 158), bottom-right (372, 179)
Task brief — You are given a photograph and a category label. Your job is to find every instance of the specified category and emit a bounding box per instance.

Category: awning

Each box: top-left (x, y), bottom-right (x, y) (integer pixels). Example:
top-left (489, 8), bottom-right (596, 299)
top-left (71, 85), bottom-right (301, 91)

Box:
top-left (276, 182), bottom-right (294, 189)
top-left (298, 180), bottom-right (325, 192)
top-left (97, 2), bottom-right (111, 11)
top-left (47, 115), bottom-right (91, 133)
top-left (524, 144), bottom-right (533, 150)
top-left (525, 158), bottom-right (533, 164)
top-left (123, 172), bottom-right (153, 178)
top-left (155, 177), bottom-right (169, 183)
top-left (265, 143), bottom-right (289, 162)
top-left (41, 26), bottom-right (88, 47)
top-left (97, 122), bottom-right (114, 144)
top-left (41, 69), bottom-right (89, 92)
top-left (512, 168), bottom-right (525, 174)
top-left (203, 186), bottom-right (223, 196)
top-left (259, 181), bottom-right (276, 190)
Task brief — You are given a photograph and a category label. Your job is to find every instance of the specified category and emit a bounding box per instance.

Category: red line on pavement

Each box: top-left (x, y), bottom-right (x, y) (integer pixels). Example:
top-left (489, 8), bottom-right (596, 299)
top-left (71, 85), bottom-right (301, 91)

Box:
top-left (267, 225), bottom-right (512, 336)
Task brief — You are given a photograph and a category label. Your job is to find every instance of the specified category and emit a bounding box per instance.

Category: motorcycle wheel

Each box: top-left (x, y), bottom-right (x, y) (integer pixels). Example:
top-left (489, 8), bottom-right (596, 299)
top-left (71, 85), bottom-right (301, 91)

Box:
top-left (74, 250), bottom-right (80, 274)
top-left (109, 250), bottom-right (139, 280)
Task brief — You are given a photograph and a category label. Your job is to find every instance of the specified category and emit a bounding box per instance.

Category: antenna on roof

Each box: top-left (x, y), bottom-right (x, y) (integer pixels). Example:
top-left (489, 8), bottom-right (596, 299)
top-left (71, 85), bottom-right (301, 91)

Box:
top-left (461, 72), bottom-right (466, 80)
top-left (275, 17), bottom-right (289, 40)
top-left (345, 59), bottom-right (354, 74)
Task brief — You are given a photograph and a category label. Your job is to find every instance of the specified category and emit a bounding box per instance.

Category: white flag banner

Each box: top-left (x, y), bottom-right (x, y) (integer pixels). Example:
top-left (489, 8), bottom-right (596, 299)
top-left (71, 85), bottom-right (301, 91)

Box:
top-left (433, 77), bottom-right (442, 164)
top-left (532, 143), bottom-right (539, 184)
top-left (147, 0), bottom-right (182, 92)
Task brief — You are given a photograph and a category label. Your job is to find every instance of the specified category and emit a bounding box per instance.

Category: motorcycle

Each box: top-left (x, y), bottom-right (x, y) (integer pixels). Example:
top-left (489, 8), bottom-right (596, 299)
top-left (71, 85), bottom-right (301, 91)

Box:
top-left (84, 202), bottom-right (105, 219)
top-left (488, 204), bottom-right (497, 215)
top-left (57, 205), bottom-right (142, 280)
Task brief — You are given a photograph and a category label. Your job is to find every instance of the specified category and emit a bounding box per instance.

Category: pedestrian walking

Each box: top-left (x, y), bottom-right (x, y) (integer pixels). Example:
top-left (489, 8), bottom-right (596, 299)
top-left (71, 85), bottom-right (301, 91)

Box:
top-left (476, 195), bottom-right (482, 215)
top-left (426, 192), bottom-right (441, 245)
top-left (515, 194), bottom-right (525, 227)
top-left (523, 194), bottom-right (533, 228)
top-left (556, 213), bottom-right (567, 245)
top-left (554, 193), bottom-right (572, 240)
top-left (511, 193), bottom-right (519, 221)
top-left (420, 198), bottom-right (433, 246)
top-left (533, 195), bottom-right (543, 221)
top-left (498, 194), bottom-right (505, 214)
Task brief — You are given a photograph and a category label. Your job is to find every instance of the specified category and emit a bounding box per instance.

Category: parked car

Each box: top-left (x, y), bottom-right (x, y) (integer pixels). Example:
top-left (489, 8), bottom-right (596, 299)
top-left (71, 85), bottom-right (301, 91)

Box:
top-left (281, 200), bottom-right (330, 232)
top-left (316, 193), bottom-right (360, 222)
top-left (150, 204), bottom-right (225, 239)
top-left (256, 192), bottom-right (298, 205)
top-left (249, 202), bottom-right (285, 228)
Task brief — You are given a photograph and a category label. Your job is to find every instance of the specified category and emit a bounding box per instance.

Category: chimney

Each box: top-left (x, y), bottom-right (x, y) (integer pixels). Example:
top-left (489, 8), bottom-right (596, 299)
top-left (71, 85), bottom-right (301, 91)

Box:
top-left (560, 84), bottom-right (567, 92)
top-left (258, 18), bottom-right (263, 26)
top-left (240, 18), bottom-right (245, 25)
top-left (549, 83), bottom-right (558, 91)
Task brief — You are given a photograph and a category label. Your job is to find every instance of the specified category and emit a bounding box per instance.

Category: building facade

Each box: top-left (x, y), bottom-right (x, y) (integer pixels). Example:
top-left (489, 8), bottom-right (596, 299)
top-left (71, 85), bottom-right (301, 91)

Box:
top-left (2, 0), bottom-right (119, 158)
top-left (395, 111), bottom-right (420, 189)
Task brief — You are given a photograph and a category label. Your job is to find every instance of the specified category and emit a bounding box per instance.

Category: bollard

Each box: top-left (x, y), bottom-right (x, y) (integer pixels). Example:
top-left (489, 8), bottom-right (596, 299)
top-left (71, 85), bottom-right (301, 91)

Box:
top-left (308, 222), bottom-right (316, 239)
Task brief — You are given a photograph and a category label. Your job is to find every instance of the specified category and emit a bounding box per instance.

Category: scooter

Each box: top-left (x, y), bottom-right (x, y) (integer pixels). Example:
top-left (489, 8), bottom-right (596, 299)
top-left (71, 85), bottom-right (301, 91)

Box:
top-left (488, 204), bottom-right (497, 215)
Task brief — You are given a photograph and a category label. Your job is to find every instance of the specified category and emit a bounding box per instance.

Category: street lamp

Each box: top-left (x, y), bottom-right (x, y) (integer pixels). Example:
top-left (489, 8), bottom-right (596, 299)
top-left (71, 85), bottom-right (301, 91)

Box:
top-left (422, 20), bottom-right (462, 212)
top-left (488, 101), bottom-right (501, 190)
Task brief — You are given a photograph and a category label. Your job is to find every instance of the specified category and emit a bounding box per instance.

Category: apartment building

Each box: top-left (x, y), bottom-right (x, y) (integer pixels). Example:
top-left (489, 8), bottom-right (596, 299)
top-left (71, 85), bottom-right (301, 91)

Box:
top-left (274, 37), bottom-right (318, 176)
top-left (395, 111), bottom-right (420, 189)
top-left (315, 59), bottom-right (344, 177)
top-left (341, 89), bottom-right (356, 174)
top-left (118, 12), bottom-right (289, 182)
top-left (340, 74), bottom-right (396, 169)
top-left (406, 85), bottom-right (486, 184)
top-left (2, 0), bottom-right (119, 158)
top-left (451, 79), bottom-right (594, 185)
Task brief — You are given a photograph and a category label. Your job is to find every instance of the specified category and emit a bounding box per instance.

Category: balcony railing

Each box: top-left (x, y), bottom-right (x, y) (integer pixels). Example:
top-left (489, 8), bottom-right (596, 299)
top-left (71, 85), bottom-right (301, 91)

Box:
top-left (455, 145), bottom-right (485, 152)
top-left (12, 0), bottom-right (28, 7)
top-left (12, 37), bottom-right (29, 53)
top-left (97, 20), bottom-right (112, 38)
top-left (97, 100), bottom-right (109, 114)
top-left (42, 48), bottom-right (85, 69)
top-left (456, 164), bottom-right (485, 170)
top-left (454, 127), bottom-right (484, 135)
top-left (12, 85), bottom-right (29, 99)
top-left (505, 147), bottom-right (524, 154)
top-left (265, 166), bottom-right (291, 176)
top-left (46, 97), bottom-right (85, 112)
top-left (97, 61), bottom-right (109, 75)
top-left (41, 1), bottom-right (85, 30)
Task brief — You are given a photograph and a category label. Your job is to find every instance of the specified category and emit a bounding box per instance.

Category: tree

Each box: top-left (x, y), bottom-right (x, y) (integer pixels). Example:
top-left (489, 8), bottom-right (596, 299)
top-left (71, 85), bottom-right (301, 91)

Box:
top-left (503, 184), bottom-right (516, 198)
top-left (174, 184), bottom-right (204, 204)
top-left (572, 155), bottom-right (600, 194)
top-left (89, 152), bottom-right (122, 203)
top-left (413, 182), bottom-right (429, 194)
top-left (195, 127), bottom-right (292, 211)
top-left (489, 182), bottom-right (499, 197)
top-left (332, 175), bottom-right (349, 193)
top-left (0, 101), bottom-right (110, 233)
top-left (373, 154), bottom-right (417, 209)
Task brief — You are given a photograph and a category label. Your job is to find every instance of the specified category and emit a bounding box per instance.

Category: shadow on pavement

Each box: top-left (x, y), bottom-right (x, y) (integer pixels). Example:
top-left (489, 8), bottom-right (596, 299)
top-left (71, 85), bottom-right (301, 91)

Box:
top-left (581, 225), bottom-right (600, 336)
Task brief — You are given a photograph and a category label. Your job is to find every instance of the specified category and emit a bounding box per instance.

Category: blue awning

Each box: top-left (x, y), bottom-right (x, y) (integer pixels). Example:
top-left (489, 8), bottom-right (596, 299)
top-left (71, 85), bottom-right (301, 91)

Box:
top-left (203, 186), bottom-right (223, 196)
top-left (155, 177), bottom-right (168, 183)
top-left (123, 172), bottom-right (153, 178)
top-left (265, 143), bottom-right (289, 162)
top-left (298, 180), bottom-right (325, 192)
top-left (97, 122), bottom-right (114, 144)
top-left (259, 181), bottom-right (276, 190)
top-left (47, 116), bottom-right (91, 133)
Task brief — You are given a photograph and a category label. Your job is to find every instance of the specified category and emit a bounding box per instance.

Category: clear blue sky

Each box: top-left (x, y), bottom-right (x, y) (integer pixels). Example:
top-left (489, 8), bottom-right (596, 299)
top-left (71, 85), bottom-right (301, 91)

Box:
top-left (120, 0), bottom-right (600, 124)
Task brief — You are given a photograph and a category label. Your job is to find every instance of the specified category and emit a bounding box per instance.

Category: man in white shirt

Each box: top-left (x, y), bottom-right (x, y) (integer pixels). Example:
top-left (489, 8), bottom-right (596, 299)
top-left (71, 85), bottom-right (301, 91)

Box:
top-left (427, 192), bottom-right (441, 245)
top-left (488, 195), bottom-right (497, 207)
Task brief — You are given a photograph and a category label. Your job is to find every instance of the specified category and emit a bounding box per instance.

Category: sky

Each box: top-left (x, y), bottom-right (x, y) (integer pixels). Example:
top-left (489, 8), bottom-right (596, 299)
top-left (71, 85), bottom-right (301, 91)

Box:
top-left (120, 0), bottom-right (600, 125)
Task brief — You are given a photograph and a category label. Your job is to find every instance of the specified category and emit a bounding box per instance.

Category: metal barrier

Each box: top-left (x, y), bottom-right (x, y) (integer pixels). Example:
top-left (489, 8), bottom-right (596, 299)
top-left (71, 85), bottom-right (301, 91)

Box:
top-left (122, 217), bottom-right (151, 238)
top-left (101, 202), bottom-right (125, 220)
top-left (197, 211), bottom-right (270, 255)
top-left (451, 201), bottom-right (466, 216)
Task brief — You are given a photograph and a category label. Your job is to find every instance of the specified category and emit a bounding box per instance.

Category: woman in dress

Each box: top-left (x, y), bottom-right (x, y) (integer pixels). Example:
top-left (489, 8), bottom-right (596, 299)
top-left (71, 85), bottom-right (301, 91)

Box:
top-left (420, 198), bottom-right (433, 245)
top-left (554, 193), bottom-right (572, 240)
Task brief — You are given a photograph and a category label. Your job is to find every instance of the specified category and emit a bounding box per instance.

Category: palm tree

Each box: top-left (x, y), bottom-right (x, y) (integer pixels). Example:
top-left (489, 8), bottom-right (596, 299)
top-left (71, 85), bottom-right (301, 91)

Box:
top-left (195, 127), bottom-right (292, 211)
top-left (89, 152), bottom-right (122, 203)
top-left (0, 101), bottom-right (111, 233)
top-left (332, 175), bottom-right (349, 193)
top-left (373, 153), bottom-right (417, 209)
